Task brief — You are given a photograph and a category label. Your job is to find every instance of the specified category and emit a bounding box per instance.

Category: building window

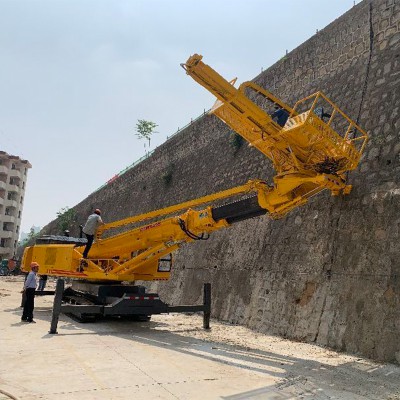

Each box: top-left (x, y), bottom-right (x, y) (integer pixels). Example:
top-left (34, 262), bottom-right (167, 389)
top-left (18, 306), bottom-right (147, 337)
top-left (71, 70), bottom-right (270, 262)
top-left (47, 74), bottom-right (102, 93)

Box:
top-left (7, 192), bottom-right (16, 201)
top-left (0, 238), bottom-right (6, 247)
top-left (20, 195), bottom-right (23, 204)
top-left (11, 163), bottom-right (16, 170)
top-left (9, 178), bottom-right (20, 187)
top-left (18, 211), bottom-right (21, 218)
top-left (22, 181), bottom-right (25, 189)
top-left (16, 226), bottom-right (19, 234)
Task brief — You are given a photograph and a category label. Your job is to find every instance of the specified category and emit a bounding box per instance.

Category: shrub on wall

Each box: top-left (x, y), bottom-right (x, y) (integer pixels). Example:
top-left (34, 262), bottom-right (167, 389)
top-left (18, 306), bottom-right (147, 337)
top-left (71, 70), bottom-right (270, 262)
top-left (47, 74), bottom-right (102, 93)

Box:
top-left (162, 164), bottom-right (175, 187)
top-left (229, 132), bottom-right (244, 153)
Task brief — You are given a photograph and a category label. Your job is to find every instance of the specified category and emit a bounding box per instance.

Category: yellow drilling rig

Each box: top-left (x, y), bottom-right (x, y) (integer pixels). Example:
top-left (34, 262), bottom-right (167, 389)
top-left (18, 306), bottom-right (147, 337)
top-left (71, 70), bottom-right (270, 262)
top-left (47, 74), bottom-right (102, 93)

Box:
top-left (22, 54), bottom-right (367, 328)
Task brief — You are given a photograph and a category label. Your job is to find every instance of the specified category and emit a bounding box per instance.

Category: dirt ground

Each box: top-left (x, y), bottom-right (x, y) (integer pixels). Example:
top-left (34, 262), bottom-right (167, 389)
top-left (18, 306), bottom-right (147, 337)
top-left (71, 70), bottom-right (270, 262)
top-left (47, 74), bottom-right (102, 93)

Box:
top-left (0, 276), bottom-right (399, 400)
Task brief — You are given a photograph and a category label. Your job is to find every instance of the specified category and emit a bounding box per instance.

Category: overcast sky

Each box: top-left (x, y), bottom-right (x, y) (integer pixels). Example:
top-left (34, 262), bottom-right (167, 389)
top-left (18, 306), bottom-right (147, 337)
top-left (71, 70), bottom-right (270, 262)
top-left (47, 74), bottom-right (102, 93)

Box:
top-left (0, 0), bottom-right (357, 235)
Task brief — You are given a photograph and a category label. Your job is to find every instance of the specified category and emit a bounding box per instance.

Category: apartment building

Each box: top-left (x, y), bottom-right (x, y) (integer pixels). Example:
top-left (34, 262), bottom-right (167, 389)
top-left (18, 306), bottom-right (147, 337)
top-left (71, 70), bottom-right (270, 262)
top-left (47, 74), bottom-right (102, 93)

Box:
top-left (0, 151), bottom-right (31, 259)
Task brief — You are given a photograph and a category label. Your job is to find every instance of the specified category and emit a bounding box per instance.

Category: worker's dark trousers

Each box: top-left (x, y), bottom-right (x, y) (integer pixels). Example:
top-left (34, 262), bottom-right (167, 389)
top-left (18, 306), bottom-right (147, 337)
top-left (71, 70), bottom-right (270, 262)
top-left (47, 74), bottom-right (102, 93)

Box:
top-left (22, 288), bottom-right (35, 322)
top-left (83, 234), bottom-right (94, 258)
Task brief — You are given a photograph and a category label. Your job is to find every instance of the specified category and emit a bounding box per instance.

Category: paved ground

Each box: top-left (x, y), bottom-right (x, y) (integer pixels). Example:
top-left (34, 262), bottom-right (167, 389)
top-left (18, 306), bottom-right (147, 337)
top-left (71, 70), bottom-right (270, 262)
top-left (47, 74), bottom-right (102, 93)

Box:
top-left (0, 276), bottom-right (399, 400)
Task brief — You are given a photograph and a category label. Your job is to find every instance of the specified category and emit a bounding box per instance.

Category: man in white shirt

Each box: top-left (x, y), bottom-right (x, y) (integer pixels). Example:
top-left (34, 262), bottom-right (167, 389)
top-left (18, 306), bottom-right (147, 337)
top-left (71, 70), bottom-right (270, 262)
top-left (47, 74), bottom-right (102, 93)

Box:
top-left (82, 209), bottom-right (104, 259)
top-left (21, 262), bottom-right (39, 323)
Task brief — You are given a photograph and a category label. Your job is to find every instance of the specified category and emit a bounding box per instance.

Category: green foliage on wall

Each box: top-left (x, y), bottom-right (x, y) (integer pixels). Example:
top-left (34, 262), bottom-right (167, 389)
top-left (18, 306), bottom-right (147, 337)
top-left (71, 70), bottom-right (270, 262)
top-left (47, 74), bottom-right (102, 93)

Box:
top-left (229, 132), bottom-right (244, 153)
top-left (56, 207), bottom-right (76, 233)
top-left (162, 164), bottom-right (175, 187)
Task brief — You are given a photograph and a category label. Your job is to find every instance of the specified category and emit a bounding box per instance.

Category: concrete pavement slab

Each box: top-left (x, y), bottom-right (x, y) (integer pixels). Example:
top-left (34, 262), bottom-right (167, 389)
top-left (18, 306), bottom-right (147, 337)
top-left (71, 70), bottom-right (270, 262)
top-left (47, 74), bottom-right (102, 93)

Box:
top-left (1, 277), bottom-right (399, 399)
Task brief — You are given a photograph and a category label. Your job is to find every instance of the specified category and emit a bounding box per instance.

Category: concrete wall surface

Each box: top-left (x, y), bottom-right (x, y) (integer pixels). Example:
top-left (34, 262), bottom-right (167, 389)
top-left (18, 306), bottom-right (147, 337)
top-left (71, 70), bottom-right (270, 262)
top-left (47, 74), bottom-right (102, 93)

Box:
top-left (41, 0), bottom-right (400, 362)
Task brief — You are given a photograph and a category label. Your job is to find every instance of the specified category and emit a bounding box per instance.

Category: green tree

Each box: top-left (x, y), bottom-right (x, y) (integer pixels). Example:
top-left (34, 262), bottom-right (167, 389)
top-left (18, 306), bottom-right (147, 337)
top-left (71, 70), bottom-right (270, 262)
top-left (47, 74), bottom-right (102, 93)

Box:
top-left (21, 227), bottom-right (39, 245)
top-left (135, 119), bottom-right (158, 154)
top-left (27, 227), bottom-right (38, 241)
top-left (57, 207), bottom-right (76, 233)
top-left (19, 226), bottom-right (40, 246)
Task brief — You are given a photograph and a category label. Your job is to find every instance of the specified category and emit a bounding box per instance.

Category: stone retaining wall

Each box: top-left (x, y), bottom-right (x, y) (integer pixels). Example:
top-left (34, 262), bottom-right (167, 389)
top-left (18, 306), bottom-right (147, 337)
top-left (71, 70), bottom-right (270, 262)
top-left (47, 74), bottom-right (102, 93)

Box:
top-left (42, 0), bottom-right (400, 362)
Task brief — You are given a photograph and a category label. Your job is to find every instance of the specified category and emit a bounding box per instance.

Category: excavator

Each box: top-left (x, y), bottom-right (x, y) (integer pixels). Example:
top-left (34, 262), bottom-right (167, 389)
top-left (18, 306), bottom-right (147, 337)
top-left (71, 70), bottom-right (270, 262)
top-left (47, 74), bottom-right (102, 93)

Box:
top-left (21, 54), bottom-right (368, 327)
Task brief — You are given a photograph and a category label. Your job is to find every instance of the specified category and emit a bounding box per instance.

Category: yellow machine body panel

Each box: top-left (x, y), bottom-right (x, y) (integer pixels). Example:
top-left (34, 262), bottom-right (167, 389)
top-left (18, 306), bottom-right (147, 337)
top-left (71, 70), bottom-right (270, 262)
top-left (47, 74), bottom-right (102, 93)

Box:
top-left (22, 243), bottom-right (172, 281)
top-left (23, 244), bottom-right (82, 279)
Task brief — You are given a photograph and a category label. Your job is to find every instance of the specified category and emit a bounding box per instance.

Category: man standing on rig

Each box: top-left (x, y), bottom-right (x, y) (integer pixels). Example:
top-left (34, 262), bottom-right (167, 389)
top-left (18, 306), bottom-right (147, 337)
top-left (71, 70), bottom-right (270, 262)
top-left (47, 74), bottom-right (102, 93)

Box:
top-left (82, 209), bottom-right (104, 259)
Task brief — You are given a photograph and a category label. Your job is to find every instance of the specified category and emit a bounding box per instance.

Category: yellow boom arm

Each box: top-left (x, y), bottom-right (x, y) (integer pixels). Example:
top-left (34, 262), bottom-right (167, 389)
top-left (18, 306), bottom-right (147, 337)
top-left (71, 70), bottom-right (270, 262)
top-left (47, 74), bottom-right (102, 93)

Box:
top-left (182, 54), bottom-right (368, 215)
top-left (23, 180), bottom-right (273, 281)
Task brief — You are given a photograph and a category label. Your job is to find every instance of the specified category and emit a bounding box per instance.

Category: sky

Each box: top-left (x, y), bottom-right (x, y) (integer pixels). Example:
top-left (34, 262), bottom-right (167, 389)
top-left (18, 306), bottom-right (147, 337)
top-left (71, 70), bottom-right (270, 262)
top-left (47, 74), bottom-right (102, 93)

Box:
top-left (0, 0), bottom-right (358, 235)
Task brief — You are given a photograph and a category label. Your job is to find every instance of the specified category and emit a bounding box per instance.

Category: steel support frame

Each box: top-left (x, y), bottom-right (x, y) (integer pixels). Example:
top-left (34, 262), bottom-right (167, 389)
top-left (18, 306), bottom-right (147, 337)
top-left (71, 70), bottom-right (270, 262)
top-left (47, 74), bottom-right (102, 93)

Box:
top-left (49, 280), bottom-right (211, 333)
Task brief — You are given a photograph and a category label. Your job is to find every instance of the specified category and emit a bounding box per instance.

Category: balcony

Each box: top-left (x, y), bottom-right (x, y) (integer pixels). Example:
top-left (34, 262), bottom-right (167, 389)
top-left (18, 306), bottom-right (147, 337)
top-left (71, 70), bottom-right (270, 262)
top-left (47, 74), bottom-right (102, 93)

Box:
top-left (0, 165), bottom-right (8, 174)
top-left (7, 183), bottom-right (20, 192)
top-left (5, 199), bottom-right (18, 208)
top-left (0, 181), bottom-right (6, 191)
top-left (2, 215), bottom-right (15, 223)
top-left (9, 169), bottom-right (21, 179)
top-left (0, 231), bottom-right (13, 239)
